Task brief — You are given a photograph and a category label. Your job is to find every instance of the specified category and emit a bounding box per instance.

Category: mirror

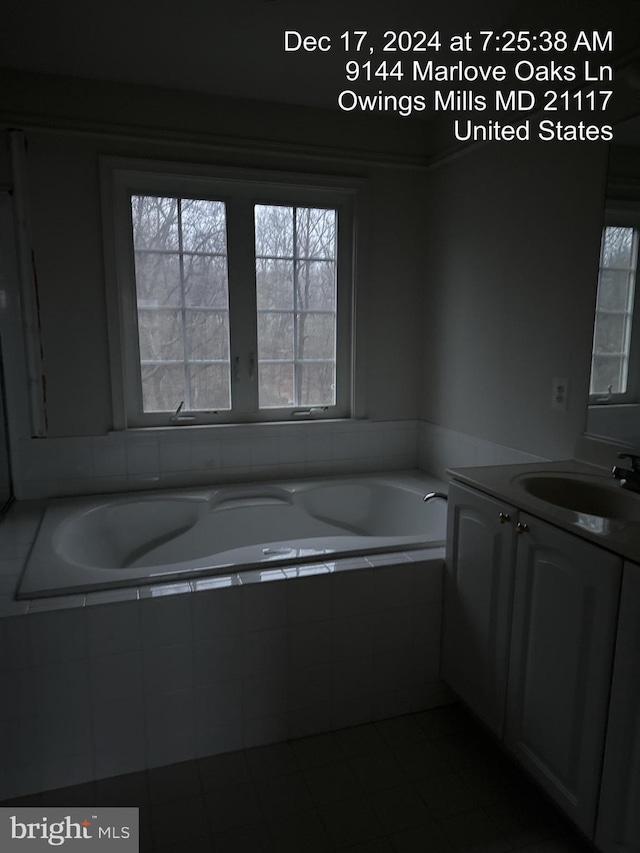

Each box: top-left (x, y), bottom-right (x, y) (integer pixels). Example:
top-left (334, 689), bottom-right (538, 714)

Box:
top-left (585, 61), bottom-right (640, 448)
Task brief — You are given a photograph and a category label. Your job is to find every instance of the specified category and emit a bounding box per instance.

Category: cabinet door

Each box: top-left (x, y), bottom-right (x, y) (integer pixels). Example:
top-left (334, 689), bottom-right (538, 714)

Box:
top-left (442, 481), bottom-right (518, 737)
top-left (505, 514), bottom-right (621, 837)
top-left (596, 561), bottom-right (640, 853)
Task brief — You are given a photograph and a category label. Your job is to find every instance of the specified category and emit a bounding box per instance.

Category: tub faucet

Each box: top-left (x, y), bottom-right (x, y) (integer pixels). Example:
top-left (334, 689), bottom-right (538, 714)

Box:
top-left (612, 452), bottom-right (640, 493)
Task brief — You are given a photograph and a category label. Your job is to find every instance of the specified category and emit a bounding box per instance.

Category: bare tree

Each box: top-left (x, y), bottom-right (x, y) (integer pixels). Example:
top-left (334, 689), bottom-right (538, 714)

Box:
top-left (255, 204), bottom-right (337, 407)
top-left (591, 225), bottom-right (638, 395)
top-left (132, 195), bottom-right (230, 412)
top-left (131, 196), bottom-right (338, 412)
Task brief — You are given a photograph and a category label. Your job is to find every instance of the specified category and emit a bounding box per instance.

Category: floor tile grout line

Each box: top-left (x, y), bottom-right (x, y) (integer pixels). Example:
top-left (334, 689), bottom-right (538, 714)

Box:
top-left (1, 705), bottom-right (597, 853)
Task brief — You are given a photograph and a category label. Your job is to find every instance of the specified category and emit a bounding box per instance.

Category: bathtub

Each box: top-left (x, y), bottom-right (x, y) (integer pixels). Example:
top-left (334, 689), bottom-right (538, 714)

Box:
top-left (17, 471), bottom-right (447, 599)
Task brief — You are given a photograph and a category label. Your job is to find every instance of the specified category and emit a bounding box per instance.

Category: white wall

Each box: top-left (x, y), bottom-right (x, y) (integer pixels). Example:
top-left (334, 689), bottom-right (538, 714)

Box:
top-left (421, 140), bottom-right (609, 461)
top-left (0, 68), bottom-right (617, 493)
top-left (0, 71), bottom-right (428, 442)
top-left (0, 341), bottom-right (11, 510)
top-left (586, 405), bottom-right (640, 448)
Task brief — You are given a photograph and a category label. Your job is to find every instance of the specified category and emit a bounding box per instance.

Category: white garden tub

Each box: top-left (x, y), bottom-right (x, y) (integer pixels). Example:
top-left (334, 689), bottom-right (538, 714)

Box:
top-left (18, 472), bottom-right (447, 598)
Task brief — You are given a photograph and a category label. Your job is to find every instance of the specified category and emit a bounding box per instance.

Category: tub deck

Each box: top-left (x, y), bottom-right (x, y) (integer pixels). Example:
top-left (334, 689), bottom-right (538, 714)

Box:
top-left (18, 471), bottom-right (447, 598)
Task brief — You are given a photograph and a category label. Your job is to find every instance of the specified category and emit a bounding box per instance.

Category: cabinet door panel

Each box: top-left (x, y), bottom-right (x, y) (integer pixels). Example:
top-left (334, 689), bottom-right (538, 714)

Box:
top-left (596, 562), bottom-right (640, 853)
top-left (505, 515), bottom-right (621, 837)
top-left (442, 482), bottom-right (518, 737)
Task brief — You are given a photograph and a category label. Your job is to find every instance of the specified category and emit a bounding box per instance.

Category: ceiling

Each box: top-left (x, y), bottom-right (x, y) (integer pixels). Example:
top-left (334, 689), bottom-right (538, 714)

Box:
top-left (2, 0), bottom-right (640, 128)
top-left (0, 0), bottom-right (530, 110)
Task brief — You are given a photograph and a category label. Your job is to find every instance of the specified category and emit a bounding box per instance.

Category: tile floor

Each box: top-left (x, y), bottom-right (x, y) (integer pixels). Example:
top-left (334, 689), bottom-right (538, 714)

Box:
top-left (2, 704), bottom-right (594, 853)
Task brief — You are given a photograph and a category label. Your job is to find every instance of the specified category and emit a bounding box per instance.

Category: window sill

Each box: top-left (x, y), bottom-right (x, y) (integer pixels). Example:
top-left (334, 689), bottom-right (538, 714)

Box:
top-left (588, 402), bottom-right (640, 409)
top-left (108, 417), bottom-right (370, 438)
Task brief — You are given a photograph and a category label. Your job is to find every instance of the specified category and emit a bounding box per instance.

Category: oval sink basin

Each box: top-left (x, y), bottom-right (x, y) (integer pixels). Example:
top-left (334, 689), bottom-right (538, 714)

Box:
top-left (515, 473), bottom-right (640, 521)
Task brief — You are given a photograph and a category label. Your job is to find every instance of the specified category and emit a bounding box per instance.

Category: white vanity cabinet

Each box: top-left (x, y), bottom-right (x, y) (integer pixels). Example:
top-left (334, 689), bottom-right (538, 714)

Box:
top-left (442, 481), bottom-right (518, 738)
top-left (444, 481), bottom-right (623, 839)
top-left (596, 561), bottom-right (640, 853)
top-left (504, 514), bottom-right (621, 837)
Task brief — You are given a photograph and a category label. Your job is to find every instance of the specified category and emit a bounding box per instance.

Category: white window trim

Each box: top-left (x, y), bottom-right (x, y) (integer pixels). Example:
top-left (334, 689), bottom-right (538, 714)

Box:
top-left (590, 206), bottom-right (640, 406)
top-left (100, 157), bottom-right (365, 429)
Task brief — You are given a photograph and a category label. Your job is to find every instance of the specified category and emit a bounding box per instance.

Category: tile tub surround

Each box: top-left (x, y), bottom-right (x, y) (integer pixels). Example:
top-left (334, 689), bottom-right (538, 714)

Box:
top-left (418, 421), bottom-right (547, 481)
top-left (9, 417), bottom-right (549, 502)
top-left (0, 500), bottom-right (446, 800)
top-left (10, 419), bottom-right (419, 500)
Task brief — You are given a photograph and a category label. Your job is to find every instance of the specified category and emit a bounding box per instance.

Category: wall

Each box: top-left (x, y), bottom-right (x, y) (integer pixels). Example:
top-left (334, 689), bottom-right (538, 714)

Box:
top-left (417, 421), bottom-right (547, 482)
top-left (421, 140), bottom-right (609, 462)
top-left (0, 70), bottom-right (430, 498)
top-left (20, 135), bottom-right (427, 437)
top-left (586, 405), bottom-right (640, 448)
top-left (11, 420), bottom-right (418, 500)
top-left (608, 143), bottom-right (640, 183)
top-left (0, 337), bottom-right (11, 513)
top-left (0, 193), bottom-right (22, 506)
top-left (1, 69), bottom-right (615, 493)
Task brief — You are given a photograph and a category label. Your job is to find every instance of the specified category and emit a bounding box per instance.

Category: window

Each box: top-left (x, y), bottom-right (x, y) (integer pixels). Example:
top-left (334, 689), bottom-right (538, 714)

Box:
top-left (590, 222), bottom-right (640, 403)
top-left (102, 160), bottom-right (358, 427)
top-left (132, 195), bottom-right (231, 413)
top-left (254, 204), bottom-right (338, 410)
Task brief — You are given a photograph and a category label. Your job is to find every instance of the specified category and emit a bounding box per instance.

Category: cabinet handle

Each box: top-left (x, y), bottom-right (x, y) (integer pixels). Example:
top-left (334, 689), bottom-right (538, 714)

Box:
top-left (498, 512), bottom-right (511, 524)
top-left (516, 522), bottom-right (529, 534)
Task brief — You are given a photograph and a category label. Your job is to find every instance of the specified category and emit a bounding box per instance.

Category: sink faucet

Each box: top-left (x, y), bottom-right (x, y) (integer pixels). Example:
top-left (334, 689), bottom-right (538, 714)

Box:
top-left (612, 453), bottom-right (640, 493)
top-left (423, 491), bottom-right (448, 503)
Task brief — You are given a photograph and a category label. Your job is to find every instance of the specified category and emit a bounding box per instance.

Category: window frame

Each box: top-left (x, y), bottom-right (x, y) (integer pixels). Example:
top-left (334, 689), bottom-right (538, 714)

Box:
top-left (589, 207), bottom-right (640, 406)
top-left (101, 158), bottom-right (361, 428)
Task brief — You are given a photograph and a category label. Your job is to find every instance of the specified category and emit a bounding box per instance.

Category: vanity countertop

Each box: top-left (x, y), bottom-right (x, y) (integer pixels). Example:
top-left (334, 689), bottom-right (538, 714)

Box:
top-left (447, 458), bottom-right (640, 563)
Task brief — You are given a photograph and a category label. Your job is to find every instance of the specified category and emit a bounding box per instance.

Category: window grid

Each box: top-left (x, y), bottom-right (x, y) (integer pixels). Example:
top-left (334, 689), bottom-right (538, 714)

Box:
top-left (107, 162), bottom-right (356, 427)
top-left (255, 205), bottom-right (337, 409)
top-left (293, 209), bottom-right (300, 405)
top-left (590, 225), bottom-right (639, 398)
top-left (177, 200), bottom-right (190, 408)
top-left (132, 195), bottom-right (231, 412)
